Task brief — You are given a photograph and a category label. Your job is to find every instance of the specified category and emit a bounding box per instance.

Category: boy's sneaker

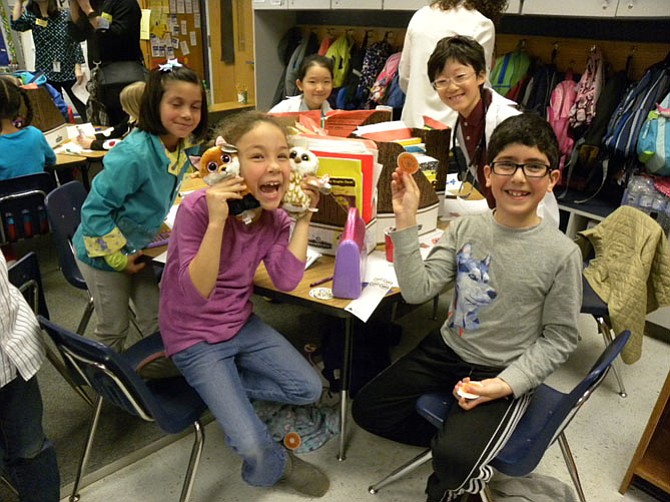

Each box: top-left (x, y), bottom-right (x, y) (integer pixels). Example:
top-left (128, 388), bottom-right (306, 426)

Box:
top-left (279, 451), bottom-right (329, 498)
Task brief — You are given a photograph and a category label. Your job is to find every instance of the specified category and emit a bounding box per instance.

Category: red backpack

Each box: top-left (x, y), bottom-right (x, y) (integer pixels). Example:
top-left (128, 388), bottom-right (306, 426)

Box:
top-left (368, 52), bottom-right (402, 107)
top-left (547, 71), bottom-right (578, 177)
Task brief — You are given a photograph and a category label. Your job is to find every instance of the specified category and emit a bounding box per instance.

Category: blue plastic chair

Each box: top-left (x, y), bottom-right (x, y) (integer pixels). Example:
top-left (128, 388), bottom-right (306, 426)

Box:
top-left (581, 273), bottom-right (627, 397)
top-left (8, 252), bottom-right (93, 406)
top-left (368, 330), bottom-right (631, 502)
top-left (44, 181), bottom-right (94, 335)
top-left (38, 316), bottom-right (208, 502)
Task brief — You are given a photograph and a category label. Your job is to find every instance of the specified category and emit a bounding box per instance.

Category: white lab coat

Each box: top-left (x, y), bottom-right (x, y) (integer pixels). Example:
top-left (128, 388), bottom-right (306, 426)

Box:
top-left (269, 95), bottom-right (333, 114)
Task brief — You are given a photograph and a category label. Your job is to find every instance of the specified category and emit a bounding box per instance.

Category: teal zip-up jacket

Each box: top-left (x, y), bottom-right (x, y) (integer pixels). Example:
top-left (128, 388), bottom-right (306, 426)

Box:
top-left (74, 129), bottom-right (198, 271)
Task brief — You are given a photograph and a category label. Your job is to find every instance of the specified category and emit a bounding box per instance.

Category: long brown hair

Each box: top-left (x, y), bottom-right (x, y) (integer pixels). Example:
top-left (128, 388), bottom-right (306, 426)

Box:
top-left (0, 76), bottom-right (32, 130)
top-left (430, 0), bottom-right (508, 25)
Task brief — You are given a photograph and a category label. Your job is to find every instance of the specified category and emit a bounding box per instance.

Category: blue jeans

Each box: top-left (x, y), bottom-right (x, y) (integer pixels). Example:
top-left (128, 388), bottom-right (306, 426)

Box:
top-left (0, 375), bottom-right (60, 501)
top-left (172, 314), bottom-right (322, 487)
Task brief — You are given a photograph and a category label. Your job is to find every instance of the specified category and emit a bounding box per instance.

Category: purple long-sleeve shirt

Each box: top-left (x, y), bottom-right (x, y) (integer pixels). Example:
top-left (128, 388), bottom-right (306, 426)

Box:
top-left (159, 190), bottom-right (304, 357)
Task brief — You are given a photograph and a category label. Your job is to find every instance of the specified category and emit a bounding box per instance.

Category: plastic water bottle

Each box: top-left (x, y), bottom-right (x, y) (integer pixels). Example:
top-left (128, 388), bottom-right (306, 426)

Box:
top-left (632, 177), bottom-right (656, 214)
top-left (4, 212), bottom-right (17, 241)
top-left (622, 175), bottom-right (644, 207)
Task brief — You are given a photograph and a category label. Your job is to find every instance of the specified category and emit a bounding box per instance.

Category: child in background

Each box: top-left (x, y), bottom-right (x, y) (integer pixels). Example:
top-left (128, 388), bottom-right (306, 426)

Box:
top-left (352, 113), bottom-right (582, 501)
top-left (269, 55), bottom-right (334, 114)
top-left (428, 35), bottom-right (560, 226)
top-left (0, 76), bottom-right (56, 181)
top-left (159, 111), bottom-right (329, 497)
top-left (73, 61), bottom-right (207, 353)
top-left (75, 81), bottom-right (145, 151)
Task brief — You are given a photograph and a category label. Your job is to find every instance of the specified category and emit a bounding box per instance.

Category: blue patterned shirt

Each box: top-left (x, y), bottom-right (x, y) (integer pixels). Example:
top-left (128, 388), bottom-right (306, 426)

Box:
top-left (11, 9), bottom-right (85, 83)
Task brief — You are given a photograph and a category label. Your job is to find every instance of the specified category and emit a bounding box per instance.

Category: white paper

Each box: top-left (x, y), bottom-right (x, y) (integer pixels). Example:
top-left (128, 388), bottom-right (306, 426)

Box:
top-left (344, 278), bottom-right (394, 322)
top-left (71, 78), bottom-right (90, 103)
top-left (353, 120), bottom-right (409, 136)
top-left (305, 247), bottom-right (322, 270)
top-left (189, 31), bottom-right (197, 46)
top-left (180, 40), bottom-right (190, 56)
top-left (364, 250), bottom-right (397, 287)
top-left (153, 250), bottom-right (168, 264)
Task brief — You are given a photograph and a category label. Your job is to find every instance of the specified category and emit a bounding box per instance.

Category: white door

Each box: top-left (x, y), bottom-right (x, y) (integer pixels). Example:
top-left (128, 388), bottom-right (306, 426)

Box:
top-left (522, 0), bottom-right (618, 17)
top-left (616, 0), bottom-right (670, 17)
top-left (506, 0), bottom-right (521, 14)
top-left (252, 0), bottom-right (288, 9)
top-left (332, 0), bottom-right (382, 9)
top-left (383, 0), bottom-right (427, 10)
top-left (288, 0), bottom-right (330, 7)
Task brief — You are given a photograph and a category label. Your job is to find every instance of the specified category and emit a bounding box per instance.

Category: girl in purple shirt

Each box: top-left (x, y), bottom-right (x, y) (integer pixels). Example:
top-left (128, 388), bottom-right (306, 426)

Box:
top-left (159, 111), bottom-right (329, 497)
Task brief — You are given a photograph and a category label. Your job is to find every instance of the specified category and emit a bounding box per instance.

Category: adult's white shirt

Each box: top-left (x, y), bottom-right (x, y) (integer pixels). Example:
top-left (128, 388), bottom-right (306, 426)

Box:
top-left (399, 4), bottom-right (495, 129)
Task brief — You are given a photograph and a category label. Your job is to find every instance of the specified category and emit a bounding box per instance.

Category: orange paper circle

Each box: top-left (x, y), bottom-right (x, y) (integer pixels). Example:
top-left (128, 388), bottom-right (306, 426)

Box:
top-left (397, 152), bottom-right (419, 174)
top-left (284, 432), bottom-right (302, 450)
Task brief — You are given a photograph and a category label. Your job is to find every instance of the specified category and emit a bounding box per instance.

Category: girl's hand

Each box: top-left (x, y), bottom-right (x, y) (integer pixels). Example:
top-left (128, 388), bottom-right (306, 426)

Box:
top-left (301, 175), bottom-right (321, 211)
top-left (391, 167), bottom-right (420, 229)
top-left (124, 252), bottom-right (147, 274)
top-left (205, 175), bottom-right (245, 223)
top-left (453, 377), bottom-right (513, 411)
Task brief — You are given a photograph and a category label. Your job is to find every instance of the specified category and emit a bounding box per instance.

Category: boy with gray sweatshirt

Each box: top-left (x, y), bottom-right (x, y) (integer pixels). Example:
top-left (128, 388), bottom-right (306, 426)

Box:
top-left (352, 113), bottom-right (582, 502)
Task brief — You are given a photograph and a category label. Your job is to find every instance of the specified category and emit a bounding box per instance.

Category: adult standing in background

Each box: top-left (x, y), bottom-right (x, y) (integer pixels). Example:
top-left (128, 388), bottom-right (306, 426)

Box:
top-left (11, 0), bottom-right (88, 120)
top-left (399, 0), bottom-right (507, 129)
top-left (68, 0), bottom-right (143, 125)
top-left (0, 252), bottom-right (60, 502)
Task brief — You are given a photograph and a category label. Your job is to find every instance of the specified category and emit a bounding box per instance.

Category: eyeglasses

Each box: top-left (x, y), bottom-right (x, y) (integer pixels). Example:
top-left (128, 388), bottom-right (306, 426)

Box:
top-left (490, 161), bottom-right (553, 178)
top-left (431, 72), bottom-right (476, 90)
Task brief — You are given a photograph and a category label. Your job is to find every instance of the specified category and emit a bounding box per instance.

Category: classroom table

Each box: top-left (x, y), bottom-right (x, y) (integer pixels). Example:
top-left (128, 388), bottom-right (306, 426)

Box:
top-left (55, 146), bottom-right (107, 191)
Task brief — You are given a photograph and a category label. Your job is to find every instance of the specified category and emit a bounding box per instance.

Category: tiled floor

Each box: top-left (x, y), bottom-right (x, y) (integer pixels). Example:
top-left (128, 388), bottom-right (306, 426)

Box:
top-left (58, 313), bottom-right (669, 502)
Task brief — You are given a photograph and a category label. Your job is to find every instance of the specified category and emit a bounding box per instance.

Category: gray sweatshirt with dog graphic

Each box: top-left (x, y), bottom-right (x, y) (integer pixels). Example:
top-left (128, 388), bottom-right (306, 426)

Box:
top-left (392, 211), bottom-right (582, 397)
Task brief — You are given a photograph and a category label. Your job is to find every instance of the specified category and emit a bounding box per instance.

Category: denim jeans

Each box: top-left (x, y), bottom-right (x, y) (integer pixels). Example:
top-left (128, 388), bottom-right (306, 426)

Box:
top-left (172, 314), bottom-right (322, 487)
top-left (0, 375), bottom-right (60, 501)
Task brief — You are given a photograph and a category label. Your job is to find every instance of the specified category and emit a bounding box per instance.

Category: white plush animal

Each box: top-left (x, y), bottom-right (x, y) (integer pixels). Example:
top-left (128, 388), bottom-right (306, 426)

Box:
top-left (282, 146), bottom-right (331, 218)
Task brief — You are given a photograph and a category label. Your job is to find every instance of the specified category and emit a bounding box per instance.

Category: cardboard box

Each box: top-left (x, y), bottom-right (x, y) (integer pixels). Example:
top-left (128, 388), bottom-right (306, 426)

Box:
top-left (375, 202), bottom-right (439, 244)
top-left (43, 124), bottom-right (69, 148)
top-left (308, 219), bottom-right (378, 256)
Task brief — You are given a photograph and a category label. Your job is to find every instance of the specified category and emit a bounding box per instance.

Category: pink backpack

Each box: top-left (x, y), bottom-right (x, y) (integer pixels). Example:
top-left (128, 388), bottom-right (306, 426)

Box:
top-left (569, 46), bottom-right (605, 129)
top-left (547, 71), bottom-right (578, 175)
top-left (368, 52), bottom-right (402, 106)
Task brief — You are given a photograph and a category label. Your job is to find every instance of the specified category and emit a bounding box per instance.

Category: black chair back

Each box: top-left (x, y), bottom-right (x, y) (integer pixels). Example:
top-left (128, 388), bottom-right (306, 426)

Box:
top-left (7, 251), bottom-right (50, 318)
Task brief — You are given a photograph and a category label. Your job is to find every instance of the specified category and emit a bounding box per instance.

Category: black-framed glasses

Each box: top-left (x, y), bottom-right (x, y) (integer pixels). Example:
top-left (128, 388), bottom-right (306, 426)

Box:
top-left (490, 161), bottom-right (553, 178)
top-left (431, 72), bottom-right (476, 90)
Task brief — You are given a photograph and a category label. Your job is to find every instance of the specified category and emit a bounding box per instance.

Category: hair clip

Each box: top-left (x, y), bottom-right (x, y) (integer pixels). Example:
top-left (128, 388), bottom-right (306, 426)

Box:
top-left (159, 59), bottom-right (183, 72)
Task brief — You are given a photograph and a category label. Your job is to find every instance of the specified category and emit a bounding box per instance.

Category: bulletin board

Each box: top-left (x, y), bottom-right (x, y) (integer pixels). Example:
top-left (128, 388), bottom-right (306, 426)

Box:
top-left (144, 0), bottom-right (206, 79)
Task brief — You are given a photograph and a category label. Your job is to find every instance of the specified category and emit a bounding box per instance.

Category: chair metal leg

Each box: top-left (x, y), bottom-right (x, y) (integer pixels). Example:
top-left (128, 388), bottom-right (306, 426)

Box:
top-left (557, 432), bottom-right (587, 502)
top-left (1, 474), bottom-right (18, 496)
top-left (432, 295), bottom-right (439, 320)
top-left (179, 420), bottom-right (205, 502)
top-left (595, 316), bottom-right (627, 398)
top-left (76, 297), bottom-right (95, 336)
top-left (44, 344), bottom-right (94, 407)
top-left (70, 395), bottom-right (104, 502)
top-left (368, 449), bottom-right (432, 494)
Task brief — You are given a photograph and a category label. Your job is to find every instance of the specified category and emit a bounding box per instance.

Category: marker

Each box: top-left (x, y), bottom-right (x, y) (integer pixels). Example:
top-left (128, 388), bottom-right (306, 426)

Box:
top-left (309, 275), bottom-right (333, 287)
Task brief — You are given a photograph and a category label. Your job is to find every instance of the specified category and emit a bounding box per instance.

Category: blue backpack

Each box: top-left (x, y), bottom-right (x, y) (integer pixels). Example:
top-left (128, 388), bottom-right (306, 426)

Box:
top-left (603, 59), bottom-right (670, 160)
top-left (637, 90), bottom-right (670, 176)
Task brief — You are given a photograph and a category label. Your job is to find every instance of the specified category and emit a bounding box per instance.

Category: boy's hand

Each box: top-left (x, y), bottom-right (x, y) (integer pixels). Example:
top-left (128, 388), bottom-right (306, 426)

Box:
top-left (75, 134), bottom-right (93, 149)
top-left (205, 175), bottom-right (245, 223)
top-left (453, 377), bottom-right (513, 411)
top-left (391, 167), bottom-right (420, 230)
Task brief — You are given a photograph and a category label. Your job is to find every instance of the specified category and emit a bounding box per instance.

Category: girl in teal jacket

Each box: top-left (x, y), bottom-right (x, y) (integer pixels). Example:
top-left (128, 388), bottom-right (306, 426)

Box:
top-left (73, 61), bottom-right (207, 352)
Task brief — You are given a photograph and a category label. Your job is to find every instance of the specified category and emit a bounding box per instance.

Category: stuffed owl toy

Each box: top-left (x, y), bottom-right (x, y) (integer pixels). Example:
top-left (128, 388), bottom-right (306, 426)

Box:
top-left (282, 146), bottom-right (332, 219)
top-left (198, 136), bottom-right (241, 186)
